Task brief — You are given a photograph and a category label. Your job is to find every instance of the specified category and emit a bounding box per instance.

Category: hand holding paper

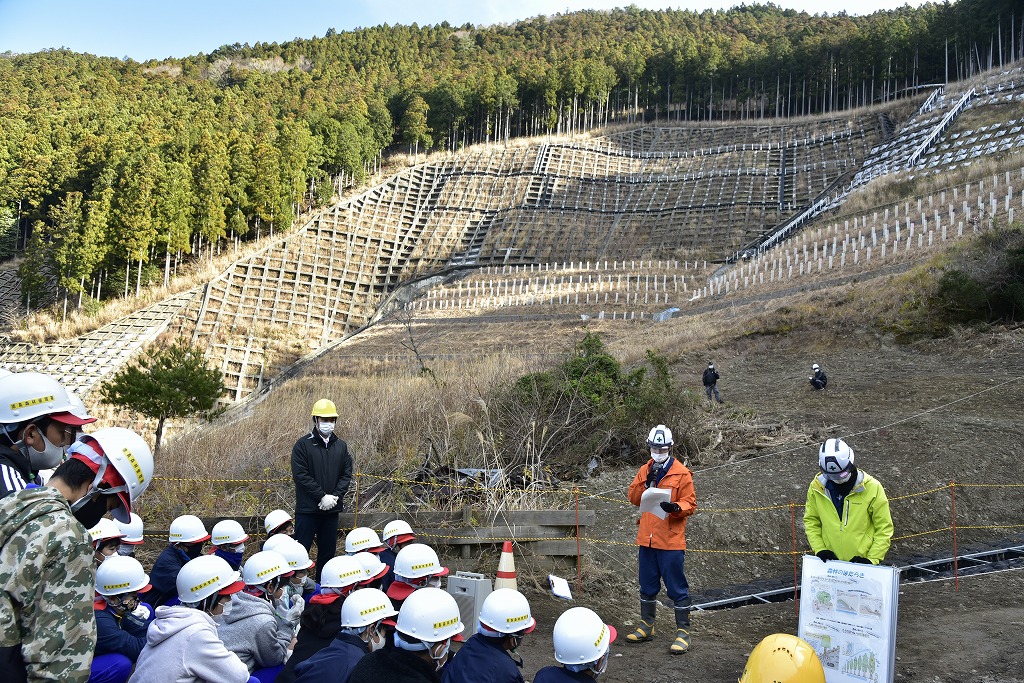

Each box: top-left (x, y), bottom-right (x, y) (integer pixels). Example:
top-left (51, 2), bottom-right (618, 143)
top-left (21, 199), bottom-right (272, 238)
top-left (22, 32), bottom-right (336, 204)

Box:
top-left (640, 487), bottom-right (672, 519)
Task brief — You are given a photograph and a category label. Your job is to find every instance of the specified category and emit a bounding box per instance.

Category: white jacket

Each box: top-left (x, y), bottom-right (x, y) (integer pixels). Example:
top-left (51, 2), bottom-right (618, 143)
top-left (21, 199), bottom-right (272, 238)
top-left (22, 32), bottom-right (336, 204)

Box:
top-left (128, 605), bottom-right (250, 683)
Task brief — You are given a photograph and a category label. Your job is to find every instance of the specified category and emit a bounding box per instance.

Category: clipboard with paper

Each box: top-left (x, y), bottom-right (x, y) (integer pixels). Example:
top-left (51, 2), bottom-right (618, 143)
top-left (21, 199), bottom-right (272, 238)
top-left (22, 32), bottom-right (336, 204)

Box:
top-left (640, 487), bottom-right (672, 519)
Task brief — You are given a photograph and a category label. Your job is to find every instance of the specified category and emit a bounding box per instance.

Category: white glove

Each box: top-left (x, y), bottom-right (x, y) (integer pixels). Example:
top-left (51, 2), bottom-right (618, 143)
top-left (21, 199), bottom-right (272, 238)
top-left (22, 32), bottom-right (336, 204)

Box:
top-left (277, 596), bottom-right (304, 629)
top-left (124, 603), bottom-right (152, 628)
top-left (318, 494), bottom-right (338, 511)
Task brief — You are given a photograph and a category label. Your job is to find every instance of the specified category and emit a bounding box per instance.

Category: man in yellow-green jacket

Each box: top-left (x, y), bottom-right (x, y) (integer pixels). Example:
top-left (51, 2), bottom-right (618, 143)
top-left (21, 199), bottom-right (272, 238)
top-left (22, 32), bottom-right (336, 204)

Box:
top-left (804, 438), bottom-right (893, 564)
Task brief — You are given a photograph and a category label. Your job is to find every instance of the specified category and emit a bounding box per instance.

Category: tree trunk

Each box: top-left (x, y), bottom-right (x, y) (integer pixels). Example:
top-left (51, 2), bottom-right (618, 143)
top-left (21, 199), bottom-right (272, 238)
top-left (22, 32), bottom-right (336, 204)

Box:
top-left (154, 416), bottom-right (166, 452)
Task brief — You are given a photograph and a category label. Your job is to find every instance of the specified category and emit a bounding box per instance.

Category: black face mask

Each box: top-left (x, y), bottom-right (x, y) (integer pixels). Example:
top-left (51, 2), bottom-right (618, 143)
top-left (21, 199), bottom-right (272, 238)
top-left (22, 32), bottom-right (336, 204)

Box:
top-left (184, 543), bottom-right (206, 559)
top-left (72, 495), bottom-right (109, 529)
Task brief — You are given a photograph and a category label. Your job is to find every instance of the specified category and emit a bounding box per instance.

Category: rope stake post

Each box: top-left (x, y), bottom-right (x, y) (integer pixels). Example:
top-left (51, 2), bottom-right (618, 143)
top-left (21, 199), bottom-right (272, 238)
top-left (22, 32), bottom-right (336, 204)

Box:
top-left (575, 487), bottom-right (582, 596)
top-left (951, 480), bottom-right (958, 591)
top-left (353, 470), bottom-right (361, 528)
top-left (791, 500), bottom-right (799, 615)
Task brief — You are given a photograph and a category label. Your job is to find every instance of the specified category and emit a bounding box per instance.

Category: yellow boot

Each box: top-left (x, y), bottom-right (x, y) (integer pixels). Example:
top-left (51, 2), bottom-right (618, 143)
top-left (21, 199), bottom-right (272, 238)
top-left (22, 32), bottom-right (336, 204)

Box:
top-left (625, 620), bottom-right (655, 643)
top-left (670, 628), bottom-right (690, 653)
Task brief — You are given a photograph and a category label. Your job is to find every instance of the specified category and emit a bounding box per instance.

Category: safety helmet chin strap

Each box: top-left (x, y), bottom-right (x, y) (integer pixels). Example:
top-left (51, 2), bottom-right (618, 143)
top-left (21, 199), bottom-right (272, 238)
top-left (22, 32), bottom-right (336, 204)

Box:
top-left (68, 456), bottom-right (129, 513)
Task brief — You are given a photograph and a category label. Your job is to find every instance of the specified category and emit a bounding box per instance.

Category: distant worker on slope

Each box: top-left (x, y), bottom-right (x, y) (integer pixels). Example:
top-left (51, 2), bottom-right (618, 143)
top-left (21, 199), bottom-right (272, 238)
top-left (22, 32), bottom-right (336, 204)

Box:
top-left (292, 399), bottom-right (353, 582)
top-left (625, 425), bottom-right (697, 654)
top-left (804, 438), bottom-right (893, 565)
top-left (809, 364), bottom-right (828, 391)
top-left (702, 361), bottom-right (724, 404)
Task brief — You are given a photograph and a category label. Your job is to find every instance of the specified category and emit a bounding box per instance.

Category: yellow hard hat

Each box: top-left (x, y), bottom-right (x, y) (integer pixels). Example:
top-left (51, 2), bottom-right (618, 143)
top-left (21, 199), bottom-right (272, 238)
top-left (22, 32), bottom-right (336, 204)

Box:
top-left (311, 399), bottom-right (339, 418)
top-left (739, 634), bottom-right (825, 683)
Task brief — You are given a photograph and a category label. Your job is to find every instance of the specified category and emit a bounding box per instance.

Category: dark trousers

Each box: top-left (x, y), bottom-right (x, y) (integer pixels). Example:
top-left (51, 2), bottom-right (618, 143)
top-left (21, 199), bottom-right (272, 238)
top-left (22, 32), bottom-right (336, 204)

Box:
top-left (294, 512), bottom-right (340, 581)
top-left (638, 546), bottom-right (689, 603)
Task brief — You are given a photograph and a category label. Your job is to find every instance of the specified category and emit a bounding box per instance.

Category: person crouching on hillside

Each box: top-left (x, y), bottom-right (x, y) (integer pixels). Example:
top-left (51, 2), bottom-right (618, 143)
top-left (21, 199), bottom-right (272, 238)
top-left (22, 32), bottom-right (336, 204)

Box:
top-left (809, 363), bottom-right (828, 391)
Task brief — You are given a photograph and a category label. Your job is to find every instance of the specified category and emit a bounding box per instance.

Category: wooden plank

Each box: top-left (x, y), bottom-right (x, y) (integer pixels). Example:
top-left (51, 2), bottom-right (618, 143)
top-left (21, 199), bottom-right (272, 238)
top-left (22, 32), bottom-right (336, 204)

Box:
top-left (522, 540), bottom-right (581, 556)
top-left (416, 525), bottom-right (574, 544)
top-left (478, 510), bottom-right (595, 527)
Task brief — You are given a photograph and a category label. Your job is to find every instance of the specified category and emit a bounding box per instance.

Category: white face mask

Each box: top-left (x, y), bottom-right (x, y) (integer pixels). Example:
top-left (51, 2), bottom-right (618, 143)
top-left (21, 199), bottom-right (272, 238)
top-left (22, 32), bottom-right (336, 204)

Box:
top-left (24, 430), bottom-right (66, 470)
top-left (228, 543), bottom-right (245, 554)
top-left (117, 545), bottom-right (136, 557)
top-left (317, 420), bottom-right (335, 436)
top-left (651, 450), bottom-right (670, 465)
top-left (430, 639), bottom-right (451, 670)
top-left (366, 624), bottom-right (386, 652)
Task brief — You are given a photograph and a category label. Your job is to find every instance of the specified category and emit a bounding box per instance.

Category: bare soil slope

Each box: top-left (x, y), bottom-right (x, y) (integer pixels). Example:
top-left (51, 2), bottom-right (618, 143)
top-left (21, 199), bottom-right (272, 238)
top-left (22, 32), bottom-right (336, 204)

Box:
top-left (445, 318), bottom-right (1024, 682)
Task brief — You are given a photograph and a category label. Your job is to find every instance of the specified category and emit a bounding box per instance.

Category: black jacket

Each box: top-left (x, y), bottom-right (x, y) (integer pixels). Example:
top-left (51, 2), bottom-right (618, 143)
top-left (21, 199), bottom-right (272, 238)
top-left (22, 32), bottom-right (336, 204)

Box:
top-left (291, 431), bottom-right (353, 515)
top-left (291, 632), bottom-right (367, 683)
top-left (702, 367), bottom-right (720, 387)
top-left (348, 643), bottom-right (441, 683)
top-left (275, 594), bottom-right (345, 683)
top-left (812, 369), bottom-right (828, 388)
top-left (148, 545), bottom-right (190, 607)
top-left (0, 443), bottom-right (35, 500)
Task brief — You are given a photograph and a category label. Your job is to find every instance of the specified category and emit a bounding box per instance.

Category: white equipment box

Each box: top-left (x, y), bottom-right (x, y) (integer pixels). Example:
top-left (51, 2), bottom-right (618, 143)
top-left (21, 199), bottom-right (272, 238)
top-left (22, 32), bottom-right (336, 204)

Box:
top-left (447, 571), bottom-right (493, 637)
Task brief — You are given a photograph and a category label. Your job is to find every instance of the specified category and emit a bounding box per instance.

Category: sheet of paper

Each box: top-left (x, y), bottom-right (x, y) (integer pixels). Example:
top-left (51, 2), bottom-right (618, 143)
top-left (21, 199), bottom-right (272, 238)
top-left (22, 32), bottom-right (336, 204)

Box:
top-left (549, 574), bottom-right (572, 600)
top-left (640, 486), bottom-right (672, 519)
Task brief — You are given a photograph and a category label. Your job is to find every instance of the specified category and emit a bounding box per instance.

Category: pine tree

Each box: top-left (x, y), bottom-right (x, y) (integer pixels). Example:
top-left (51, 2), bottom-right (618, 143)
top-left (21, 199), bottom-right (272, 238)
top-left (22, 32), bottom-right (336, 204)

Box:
top-left (99, 340), bottom-right (224, 450)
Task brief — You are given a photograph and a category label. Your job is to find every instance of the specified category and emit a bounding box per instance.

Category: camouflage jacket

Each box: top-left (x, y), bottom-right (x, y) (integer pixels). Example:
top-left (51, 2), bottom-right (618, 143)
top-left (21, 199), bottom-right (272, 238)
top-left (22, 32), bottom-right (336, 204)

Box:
top-left (0, 486), bottom-right (96, 682)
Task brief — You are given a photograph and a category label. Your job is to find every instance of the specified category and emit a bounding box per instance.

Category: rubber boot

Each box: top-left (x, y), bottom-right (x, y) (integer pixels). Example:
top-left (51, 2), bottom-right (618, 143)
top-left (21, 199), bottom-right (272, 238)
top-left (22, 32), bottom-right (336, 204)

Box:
top-left (670, 600), bottom-right (691, 654)
top-left (625, 596), bottom-right (658, 643)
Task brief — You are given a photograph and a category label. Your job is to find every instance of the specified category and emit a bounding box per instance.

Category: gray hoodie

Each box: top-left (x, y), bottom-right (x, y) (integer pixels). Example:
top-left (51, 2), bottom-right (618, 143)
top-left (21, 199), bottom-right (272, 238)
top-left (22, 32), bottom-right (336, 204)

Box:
top-left (129, 605), bottom-right (249, 683)
top-left (217, 590), bottom-right (295, 670)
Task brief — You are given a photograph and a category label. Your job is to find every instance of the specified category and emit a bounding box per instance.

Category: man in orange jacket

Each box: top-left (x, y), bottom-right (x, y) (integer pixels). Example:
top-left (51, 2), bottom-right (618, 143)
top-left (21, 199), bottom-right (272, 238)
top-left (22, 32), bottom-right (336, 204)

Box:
top-left (626, 424), bottom-right (697, 654)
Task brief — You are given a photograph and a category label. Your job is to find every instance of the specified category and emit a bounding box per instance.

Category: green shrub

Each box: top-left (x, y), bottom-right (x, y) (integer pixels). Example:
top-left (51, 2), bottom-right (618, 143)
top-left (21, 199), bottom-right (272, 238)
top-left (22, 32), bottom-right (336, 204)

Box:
top-left (497, 332), bottom-right (695, 477)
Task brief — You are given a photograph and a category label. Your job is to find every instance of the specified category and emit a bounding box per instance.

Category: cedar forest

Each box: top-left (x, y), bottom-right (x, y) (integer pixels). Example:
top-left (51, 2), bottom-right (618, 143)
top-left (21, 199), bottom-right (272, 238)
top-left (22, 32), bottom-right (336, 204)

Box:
top-left (0, 0), bottom-right (1020, 309)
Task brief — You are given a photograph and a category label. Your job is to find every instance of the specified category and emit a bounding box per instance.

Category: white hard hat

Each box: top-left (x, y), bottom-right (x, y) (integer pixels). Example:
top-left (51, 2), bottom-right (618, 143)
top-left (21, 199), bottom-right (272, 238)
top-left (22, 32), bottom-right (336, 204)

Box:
top-left (647, 424), bottom-right (673, 449)
top-left (0, 368), bottom-right (11, 378)
top-left (241, 550), bottom-right (292, 586)
top-left (68, 428), bottom-right (154, 523)
top-left (353, 551), bottom-right (388, 583)
top-left (95, 555), bottom-right (151, 596)
top-left (819, 438), bottom-right (855, 483)
top-left (340, 588), bottom-right (397, 629)
top-left (478, 588), bottom-right (536, 634)
top-left (88, 518), bottom-right (126, 547)
top-left (812, 364), bottom-right (820, 370)
top-left (264, 509), bottom-right (293, 534)
top-left (553, 607), bottom-right (615, 665)
top-left (211, 519), bottom-right (249, 546)
top-left (65, 391), bottom-right (96, 423)
top-left (277, 539), bottom-right (315, 572)
top-left (0, 372), bottom-right (78, 425)
top-left (345, 526), bottom-right (384, 554)
top-left (395, 587), bottom-right (464, 643)
top-left (168, 514), bottom-right (211, 544)
top-left (320, 555), bottom-right (369, 589)
top-left (382, 519), bottom-right (415, 543)
top-left (394, 543), bottom-right (449, 581)
top-left (263, 534), bottom-right (298, 554)
top-left (114, 513), bottom-right (145, 545)
top-left (176, 555), bottom-right (243, 604)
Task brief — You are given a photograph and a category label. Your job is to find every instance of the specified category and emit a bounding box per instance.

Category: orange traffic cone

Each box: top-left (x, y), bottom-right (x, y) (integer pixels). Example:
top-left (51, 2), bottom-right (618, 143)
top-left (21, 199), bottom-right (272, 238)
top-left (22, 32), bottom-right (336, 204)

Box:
top-left (495, 540), bottom-right (517, 590)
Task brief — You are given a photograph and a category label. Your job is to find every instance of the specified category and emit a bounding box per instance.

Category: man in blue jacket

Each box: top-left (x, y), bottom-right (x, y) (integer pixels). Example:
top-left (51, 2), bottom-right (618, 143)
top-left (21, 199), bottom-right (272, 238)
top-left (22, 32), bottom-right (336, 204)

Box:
top-left (293, 588), bottom-right (397, 683)
top-left (292, 399), bottom-right (353, 582)
top-left (91, 556), bottom-right (154, 683)
top-left (442, 588), bottom-right (534, 683)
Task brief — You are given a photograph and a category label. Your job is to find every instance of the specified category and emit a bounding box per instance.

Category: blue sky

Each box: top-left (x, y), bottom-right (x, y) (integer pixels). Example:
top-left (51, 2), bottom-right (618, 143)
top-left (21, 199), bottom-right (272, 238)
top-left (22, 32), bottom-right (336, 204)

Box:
top-left (0, 0), bottom-right (930, 62)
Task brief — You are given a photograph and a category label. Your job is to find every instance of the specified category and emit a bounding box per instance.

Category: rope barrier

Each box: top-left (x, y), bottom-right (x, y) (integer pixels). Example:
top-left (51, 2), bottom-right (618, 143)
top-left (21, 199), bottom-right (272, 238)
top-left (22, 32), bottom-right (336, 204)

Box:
top-left (153, 476), bottom-right (291, 483)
